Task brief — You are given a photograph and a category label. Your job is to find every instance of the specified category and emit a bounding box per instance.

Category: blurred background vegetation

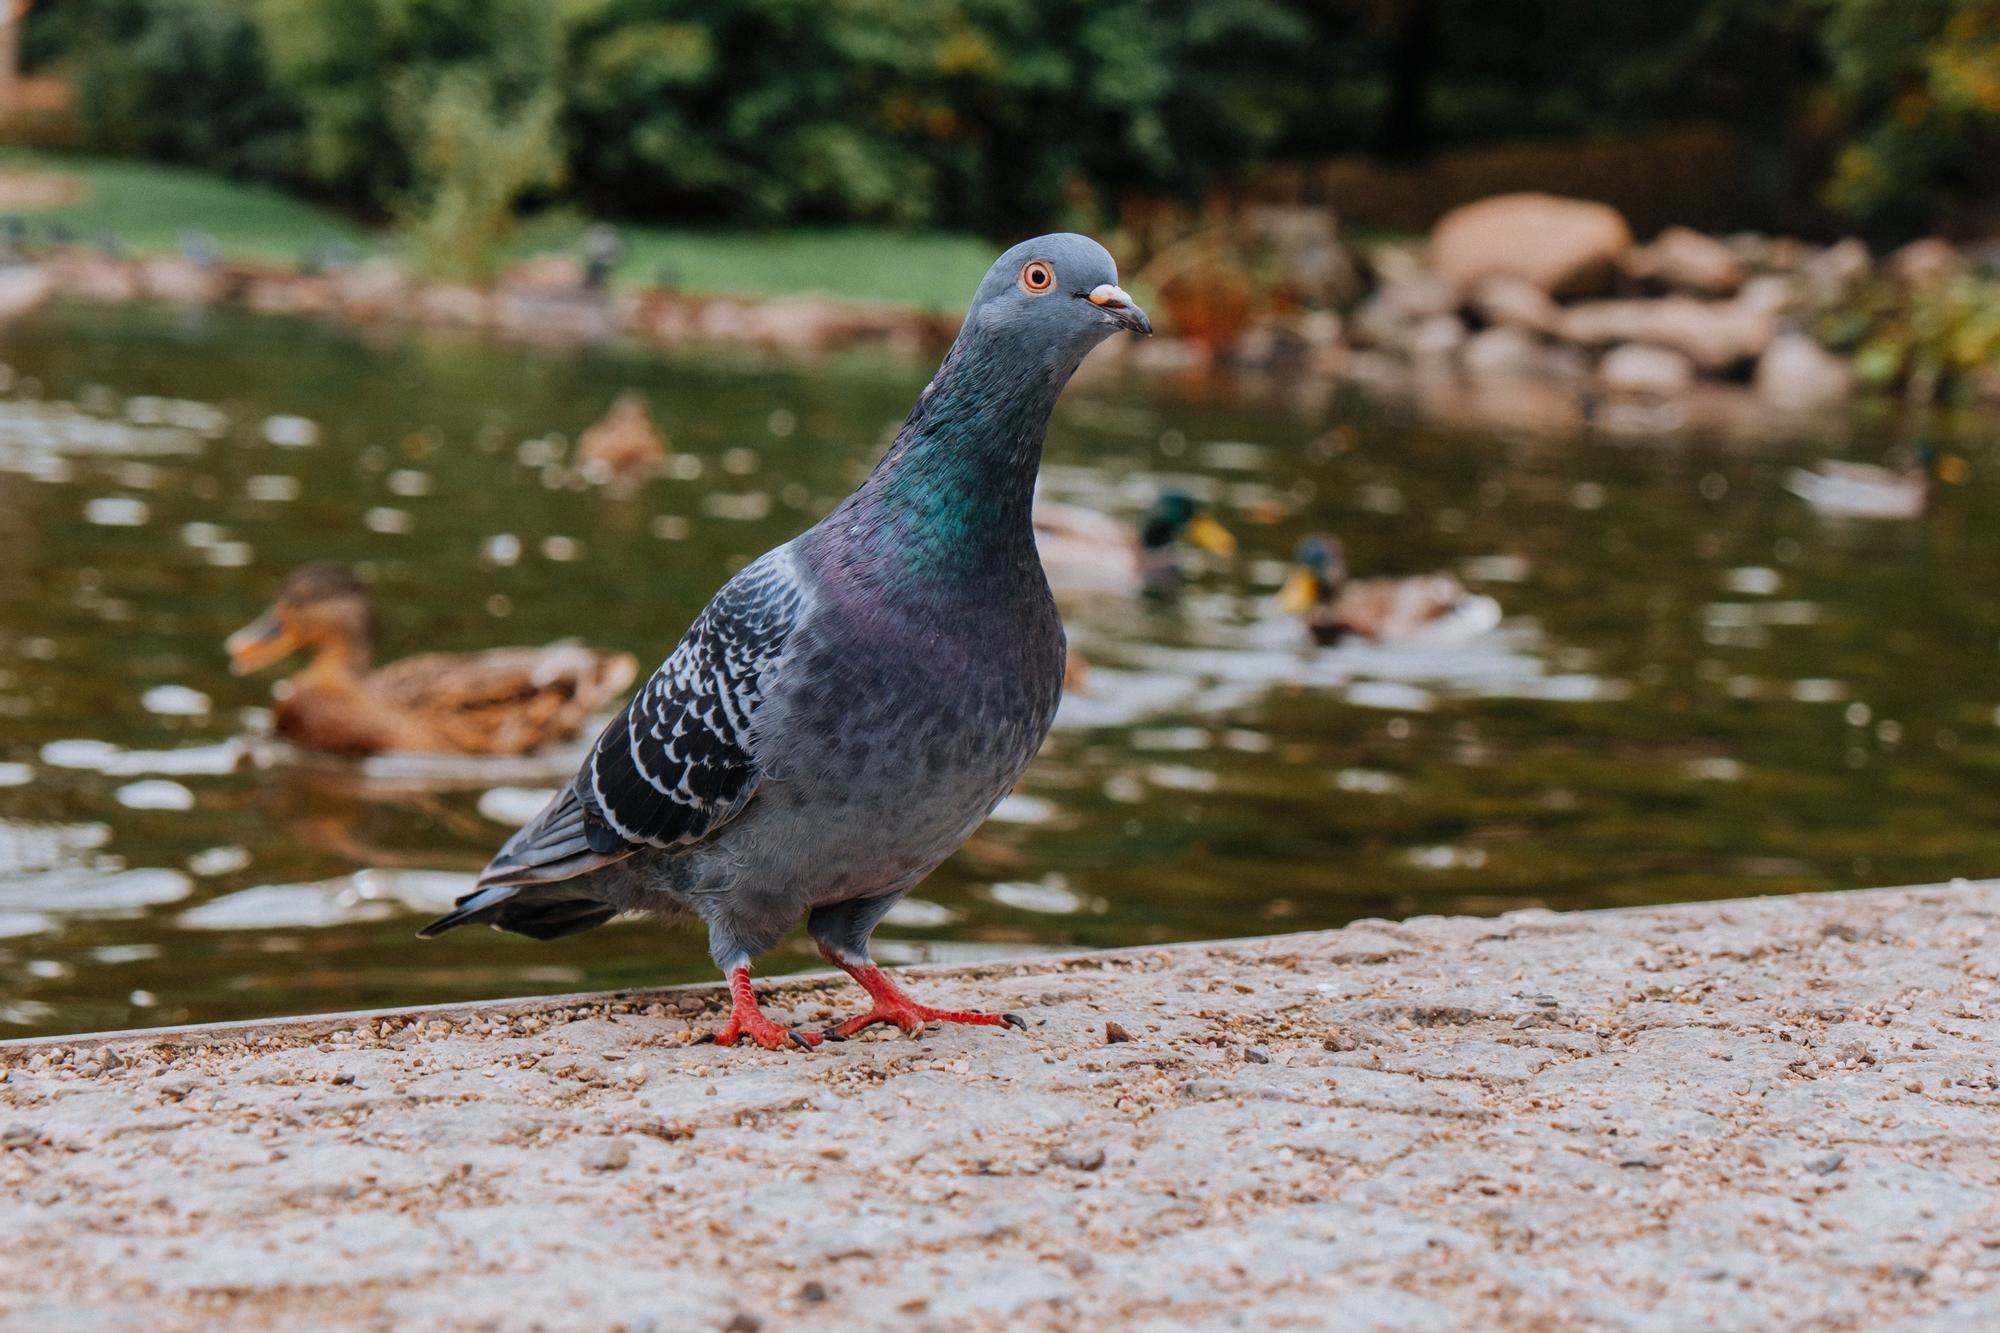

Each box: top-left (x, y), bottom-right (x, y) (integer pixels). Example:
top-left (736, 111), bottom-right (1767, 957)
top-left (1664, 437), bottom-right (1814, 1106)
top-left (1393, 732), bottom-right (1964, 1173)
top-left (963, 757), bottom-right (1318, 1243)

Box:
top-left (15, 0), bottom-right (2000, 247)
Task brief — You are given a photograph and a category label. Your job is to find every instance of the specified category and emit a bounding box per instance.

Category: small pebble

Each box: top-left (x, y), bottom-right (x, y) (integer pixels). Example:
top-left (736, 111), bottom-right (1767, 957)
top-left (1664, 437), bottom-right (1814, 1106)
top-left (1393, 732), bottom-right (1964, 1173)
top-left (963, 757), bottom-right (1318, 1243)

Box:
top-left (583, 1138), bottom-right (632, 1172)
top-left (1, 1125), bottom-right (38, 1149)
top-left (1244, 1046), bottom-right (1272, 1064)
top-left (797, 1281), bottom-right (828, 1304)
top-left (1054, 1144), bottom-right (1106, 1172)
top-left (1104, 1021), bottom-right (1135, 1044)
top-left (1806, 1151), bottom-right (1845, 1176)
top-left (722, 1315), bottom-right (761, 1333)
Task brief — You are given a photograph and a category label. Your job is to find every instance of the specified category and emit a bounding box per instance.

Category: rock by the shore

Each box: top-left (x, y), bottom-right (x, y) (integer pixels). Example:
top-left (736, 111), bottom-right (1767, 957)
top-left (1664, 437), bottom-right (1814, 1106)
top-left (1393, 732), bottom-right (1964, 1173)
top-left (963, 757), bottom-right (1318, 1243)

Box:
top-left (137, 257), bottom-right (223, 306)
top-left (1598, 342), bottom-right (1696, 395)
top-left (1461, 326), bottom-right (1584, 383)
top-left (0, 263), bottom-right (53, 321)
top-left (1625, 225), bottom-right (1744, 297)
top-left (1560, 295), bottom-right (1775, 370)
top-left (1430, 193), bottom-right (1633, 298)
top-left (1755, 332), bottom-right (1855, 409)
top-left (1468, 274), bottom-right (1562, 335)
top-left (1889, 237), bottom-right (1964, 288)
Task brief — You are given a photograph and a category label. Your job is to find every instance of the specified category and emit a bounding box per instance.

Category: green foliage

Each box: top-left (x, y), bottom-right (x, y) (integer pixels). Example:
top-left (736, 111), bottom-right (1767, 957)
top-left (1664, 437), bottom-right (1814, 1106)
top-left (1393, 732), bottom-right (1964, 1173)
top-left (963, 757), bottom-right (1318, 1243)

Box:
top-left (59, 0), bottom-right (304, 183)
top-left (392, 70), bottom-right (565, 279)
top-left (256, 0), bottom-right (565, 210)
top-left (558, 0), bottom-right (1312, 229)
top-left (1816, 271), bottom-right (2000, 403)
top-left (1820, 1), bottom-right (2000, 233)
top-left (23, 0), bottom-right (2000, 236)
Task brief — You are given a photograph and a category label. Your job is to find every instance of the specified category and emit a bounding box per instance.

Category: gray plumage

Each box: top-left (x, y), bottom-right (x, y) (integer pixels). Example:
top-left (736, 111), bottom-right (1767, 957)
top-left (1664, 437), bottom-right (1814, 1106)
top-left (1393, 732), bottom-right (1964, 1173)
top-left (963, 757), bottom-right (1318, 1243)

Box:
top-left (422, 234), bottom-right (1150, 1016)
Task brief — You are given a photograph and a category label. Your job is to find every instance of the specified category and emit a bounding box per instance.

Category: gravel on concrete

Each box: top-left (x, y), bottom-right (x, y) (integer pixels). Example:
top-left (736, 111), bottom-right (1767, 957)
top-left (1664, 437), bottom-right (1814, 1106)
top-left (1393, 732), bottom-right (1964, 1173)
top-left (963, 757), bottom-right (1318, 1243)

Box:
top-left (5, 881), bottom-right (2000, 1330)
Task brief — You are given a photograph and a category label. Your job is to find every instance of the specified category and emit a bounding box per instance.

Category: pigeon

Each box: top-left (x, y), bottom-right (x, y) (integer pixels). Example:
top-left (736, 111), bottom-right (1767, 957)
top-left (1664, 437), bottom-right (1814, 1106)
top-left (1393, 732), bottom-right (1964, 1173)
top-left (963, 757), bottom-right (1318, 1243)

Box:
top-left (422, 234), bottom-right (1151, 1049)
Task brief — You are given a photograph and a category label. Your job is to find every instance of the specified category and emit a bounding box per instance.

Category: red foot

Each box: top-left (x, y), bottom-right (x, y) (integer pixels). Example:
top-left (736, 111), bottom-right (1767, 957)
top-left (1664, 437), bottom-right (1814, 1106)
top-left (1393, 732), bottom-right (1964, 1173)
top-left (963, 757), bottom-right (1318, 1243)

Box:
top-left (710, 966), bottom-right (821, 1050)
top-left (819, 952), bottom-right (1026, 1040)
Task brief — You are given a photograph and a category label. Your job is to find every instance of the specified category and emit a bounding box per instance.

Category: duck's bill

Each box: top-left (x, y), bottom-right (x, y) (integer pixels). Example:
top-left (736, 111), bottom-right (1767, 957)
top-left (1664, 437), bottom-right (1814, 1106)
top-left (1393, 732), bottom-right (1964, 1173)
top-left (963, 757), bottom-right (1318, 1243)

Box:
top-left (225, 611), bottom-right (299, 676)
top-left (1277, 568), bottom-right (1319, 615)
top-left (1185, 512), bottom-right (1237, 556)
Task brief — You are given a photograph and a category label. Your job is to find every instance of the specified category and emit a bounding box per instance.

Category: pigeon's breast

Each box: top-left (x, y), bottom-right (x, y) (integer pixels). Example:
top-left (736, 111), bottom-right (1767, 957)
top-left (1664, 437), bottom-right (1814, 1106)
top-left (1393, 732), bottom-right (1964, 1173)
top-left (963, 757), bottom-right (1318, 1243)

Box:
top-left (713, 564), bottom-right (1064, 904)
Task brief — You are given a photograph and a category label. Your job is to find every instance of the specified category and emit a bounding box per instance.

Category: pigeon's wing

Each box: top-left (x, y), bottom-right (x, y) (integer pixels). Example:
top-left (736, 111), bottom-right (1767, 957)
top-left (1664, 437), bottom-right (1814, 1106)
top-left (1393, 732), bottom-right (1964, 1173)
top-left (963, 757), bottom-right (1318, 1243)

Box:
top-left (579, 548), bottom-right (808, 853)
top-left (446, 549), bottom-right (810, 899)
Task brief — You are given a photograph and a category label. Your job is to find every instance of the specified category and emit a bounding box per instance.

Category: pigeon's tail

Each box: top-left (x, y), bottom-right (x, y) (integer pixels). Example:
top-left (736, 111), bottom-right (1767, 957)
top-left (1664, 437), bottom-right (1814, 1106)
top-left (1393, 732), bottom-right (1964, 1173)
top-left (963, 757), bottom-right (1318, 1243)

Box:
top-left (419, 784), bottom-right (634, 941)
top-left (416, 882), bottom-right (619, 940)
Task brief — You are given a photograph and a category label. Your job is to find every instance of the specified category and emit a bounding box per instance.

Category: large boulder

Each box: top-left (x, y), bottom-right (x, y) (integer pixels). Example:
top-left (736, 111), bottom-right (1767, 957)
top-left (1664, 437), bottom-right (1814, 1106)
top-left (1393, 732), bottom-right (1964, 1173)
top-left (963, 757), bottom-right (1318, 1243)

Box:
top-left (1560, 296), bottom-right (1776, 371)
top-left (1430, 193), bottom-right (1633, 298)
top-left (1755, 333), bottom-right (1853, 409)
top-left (1625, 226), bottom-right (1744, 297)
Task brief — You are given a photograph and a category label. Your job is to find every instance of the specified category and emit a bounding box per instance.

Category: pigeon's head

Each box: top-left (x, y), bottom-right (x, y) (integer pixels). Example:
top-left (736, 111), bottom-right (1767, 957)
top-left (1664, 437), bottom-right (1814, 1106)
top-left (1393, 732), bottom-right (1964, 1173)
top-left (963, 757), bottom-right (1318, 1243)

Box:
top-left (963, 233), bottom-right (1151, 359)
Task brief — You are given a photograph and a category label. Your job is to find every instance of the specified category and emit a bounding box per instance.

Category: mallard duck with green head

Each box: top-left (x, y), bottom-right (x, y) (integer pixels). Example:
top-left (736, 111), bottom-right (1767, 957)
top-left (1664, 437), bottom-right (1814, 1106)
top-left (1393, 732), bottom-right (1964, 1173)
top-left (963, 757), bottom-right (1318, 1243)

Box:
top-left (1783, 441), bottom-right (1967, 519)
top-left (1033, 488), bottom-right (1235, 598)
top-left (1278, 535), bottom-right (1500, 647)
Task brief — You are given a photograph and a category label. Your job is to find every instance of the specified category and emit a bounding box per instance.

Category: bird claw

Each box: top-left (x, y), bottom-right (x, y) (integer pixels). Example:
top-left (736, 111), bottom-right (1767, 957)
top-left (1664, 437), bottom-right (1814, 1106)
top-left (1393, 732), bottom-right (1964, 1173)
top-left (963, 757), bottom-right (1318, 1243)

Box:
top-left (712, 1021), bottom-right (820, 1051)
top-left (826, 1004), bottom-right (1028, 1040)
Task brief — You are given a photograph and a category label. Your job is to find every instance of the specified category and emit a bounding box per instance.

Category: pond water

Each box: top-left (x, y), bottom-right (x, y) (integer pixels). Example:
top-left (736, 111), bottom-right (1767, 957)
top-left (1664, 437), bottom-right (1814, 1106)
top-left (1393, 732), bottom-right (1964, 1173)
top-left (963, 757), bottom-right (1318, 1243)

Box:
top-left (1, 301), bottom-right (1997, 1037)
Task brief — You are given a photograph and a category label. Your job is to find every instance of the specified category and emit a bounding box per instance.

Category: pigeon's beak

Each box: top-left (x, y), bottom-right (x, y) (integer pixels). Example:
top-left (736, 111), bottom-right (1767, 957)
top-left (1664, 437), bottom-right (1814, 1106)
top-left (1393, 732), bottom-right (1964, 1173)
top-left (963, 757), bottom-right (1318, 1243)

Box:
top-left (1088, 284), bottom-right (1152, 337)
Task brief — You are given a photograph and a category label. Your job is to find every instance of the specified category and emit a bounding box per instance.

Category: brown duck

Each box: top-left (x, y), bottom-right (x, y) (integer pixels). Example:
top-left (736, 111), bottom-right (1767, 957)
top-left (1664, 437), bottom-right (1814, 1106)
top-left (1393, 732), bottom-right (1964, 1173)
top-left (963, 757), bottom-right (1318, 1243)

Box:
top-left (575, 391), bottom-right (669, 482)
top-left (225, 563), bottom-right (638, 757)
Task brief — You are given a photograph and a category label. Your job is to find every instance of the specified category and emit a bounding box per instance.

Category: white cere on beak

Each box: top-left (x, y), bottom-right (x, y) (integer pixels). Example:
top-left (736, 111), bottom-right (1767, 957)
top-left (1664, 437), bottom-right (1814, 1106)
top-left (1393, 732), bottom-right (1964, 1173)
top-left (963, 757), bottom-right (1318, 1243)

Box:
top-left (1088, 284), bottom-right (1134, 309)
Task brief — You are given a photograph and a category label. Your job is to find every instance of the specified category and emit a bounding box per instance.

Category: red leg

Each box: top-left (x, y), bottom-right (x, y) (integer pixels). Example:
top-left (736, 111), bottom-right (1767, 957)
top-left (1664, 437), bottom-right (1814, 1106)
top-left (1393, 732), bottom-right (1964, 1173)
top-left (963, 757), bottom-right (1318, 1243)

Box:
top-left (817, 946), bottom-right (1026, 1040)
top-left (710, 965), bottom-right (821, 1050)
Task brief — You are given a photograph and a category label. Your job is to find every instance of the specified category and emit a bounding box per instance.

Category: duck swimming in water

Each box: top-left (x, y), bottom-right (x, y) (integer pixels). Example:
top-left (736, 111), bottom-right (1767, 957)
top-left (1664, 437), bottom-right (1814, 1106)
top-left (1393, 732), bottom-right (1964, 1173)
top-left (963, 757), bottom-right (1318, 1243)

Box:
top-left (1278, 535), bottom-right (1500, 648)
top-left (575, 391), bottom-right (669, 484)
top-left (1032, 488), bottom-right (1235, 598)
top-left (226, 563), bottom-right (638, 757)
top-left (1783, 441), bottom-right (1966, 520)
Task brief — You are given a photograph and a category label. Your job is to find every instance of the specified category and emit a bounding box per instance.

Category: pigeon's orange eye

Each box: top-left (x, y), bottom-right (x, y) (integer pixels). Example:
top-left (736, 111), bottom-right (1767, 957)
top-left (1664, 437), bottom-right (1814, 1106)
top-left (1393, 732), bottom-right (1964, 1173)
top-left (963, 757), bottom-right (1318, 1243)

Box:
top-left (1020, 261), bottom-right (1055, 293)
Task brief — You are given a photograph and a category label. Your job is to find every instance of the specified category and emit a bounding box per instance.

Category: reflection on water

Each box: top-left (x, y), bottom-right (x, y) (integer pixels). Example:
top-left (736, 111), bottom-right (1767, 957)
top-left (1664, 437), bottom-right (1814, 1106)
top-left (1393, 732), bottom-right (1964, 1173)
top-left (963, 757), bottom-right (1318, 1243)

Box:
top-left (1, 301), bottom-right (1998, 1037)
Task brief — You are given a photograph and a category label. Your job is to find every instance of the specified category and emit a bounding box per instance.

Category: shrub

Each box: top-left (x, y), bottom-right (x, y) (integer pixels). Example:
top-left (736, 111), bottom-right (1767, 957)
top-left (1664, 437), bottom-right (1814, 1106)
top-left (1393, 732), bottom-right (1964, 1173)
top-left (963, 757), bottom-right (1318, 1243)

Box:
top-left (61, 0), bottom-right (305, 183)
top-left (392, 68), bottom-right (564, 278)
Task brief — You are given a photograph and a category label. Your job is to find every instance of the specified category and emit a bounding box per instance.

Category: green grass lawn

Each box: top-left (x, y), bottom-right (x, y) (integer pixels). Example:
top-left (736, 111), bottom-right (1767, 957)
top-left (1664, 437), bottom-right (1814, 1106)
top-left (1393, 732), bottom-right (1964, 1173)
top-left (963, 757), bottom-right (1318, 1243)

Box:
top-left (0, 147), bottom-right (369, 265)
top-left (601, 228), bottom-right (993, 311)
top-left (0, 148), bottom-right (992, 309)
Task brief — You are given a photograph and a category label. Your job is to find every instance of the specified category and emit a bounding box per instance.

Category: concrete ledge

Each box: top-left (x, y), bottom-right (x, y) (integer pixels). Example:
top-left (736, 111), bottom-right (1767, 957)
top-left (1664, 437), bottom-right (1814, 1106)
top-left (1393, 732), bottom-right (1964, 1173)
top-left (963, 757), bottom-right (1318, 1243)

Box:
top-left (5, 882), bottom-right (2000, 1329)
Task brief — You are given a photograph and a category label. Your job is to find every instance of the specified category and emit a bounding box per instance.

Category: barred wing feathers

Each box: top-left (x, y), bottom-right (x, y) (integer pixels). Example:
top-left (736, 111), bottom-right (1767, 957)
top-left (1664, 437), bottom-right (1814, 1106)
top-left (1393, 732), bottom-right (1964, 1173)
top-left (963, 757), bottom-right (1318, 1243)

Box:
top-left (432, 549), bottom-right (810, 929)
top-left (581, 550), bottom-right (808, 853)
